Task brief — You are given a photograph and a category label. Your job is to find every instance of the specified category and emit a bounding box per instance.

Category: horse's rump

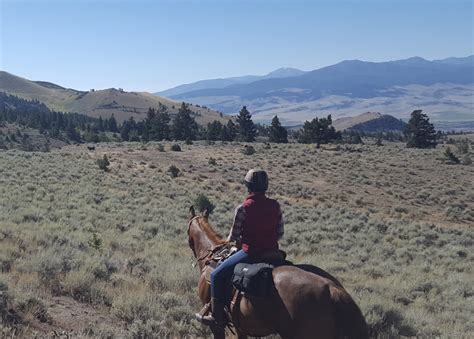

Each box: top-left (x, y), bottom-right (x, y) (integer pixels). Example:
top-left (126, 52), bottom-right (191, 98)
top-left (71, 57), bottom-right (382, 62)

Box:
top-left (232, 265), bottom-right (368, 339)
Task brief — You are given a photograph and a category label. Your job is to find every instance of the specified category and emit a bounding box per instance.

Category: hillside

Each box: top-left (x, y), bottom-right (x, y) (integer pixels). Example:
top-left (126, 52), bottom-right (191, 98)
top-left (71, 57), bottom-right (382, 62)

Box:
top-left (0, 71), bottom-right (227, 124)
top-left (160, 56), bottom-right (474, 125)
top-left (333, 112), bottom-right (407, 132)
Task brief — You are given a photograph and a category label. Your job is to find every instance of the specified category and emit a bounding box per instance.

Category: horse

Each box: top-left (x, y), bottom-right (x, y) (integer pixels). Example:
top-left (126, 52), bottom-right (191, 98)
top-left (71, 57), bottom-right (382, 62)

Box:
top-left (187, 206), bottom-right (369, 339)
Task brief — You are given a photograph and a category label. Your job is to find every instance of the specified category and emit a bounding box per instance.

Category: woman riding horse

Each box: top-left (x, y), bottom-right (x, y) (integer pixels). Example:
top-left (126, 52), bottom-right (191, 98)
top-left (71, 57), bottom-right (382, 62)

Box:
top-left (195, 169), bottom-right (284, 333)
top-left (188, 170), bottom-right (369, 338)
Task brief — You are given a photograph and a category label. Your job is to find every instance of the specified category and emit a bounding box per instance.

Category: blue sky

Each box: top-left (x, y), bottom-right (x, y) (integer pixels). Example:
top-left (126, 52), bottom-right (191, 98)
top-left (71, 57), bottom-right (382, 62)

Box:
top-left (1, 0), bottom-right (472, 92)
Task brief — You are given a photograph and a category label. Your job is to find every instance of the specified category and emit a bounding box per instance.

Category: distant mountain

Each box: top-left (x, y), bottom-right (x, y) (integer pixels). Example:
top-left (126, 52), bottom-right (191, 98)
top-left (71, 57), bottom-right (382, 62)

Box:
top-left (161, 56), bottom-right (474, 125)
top-left (156, 67), bottom-right (306, 97)
top-left (333, 112), bottom-right (407, 132)
top-left (0, 71), bottom-right (226, 124)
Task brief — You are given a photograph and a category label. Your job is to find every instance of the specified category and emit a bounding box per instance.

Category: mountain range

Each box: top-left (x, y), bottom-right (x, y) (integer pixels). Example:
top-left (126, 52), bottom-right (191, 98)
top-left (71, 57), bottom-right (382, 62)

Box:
top-left (0, 71), bottom-right (227, 125)
top-left (157, 68), bottom-right (307, 97)
top-left (158, 56), bottom-right (474, 125)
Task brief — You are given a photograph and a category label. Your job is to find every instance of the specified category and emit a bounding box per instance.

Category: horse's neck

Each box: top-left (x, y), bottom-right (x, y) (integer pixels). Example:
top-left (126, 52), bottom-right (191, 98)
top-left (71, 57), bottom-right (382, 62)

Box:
top-left (192, 219), bottom-right (223, 270)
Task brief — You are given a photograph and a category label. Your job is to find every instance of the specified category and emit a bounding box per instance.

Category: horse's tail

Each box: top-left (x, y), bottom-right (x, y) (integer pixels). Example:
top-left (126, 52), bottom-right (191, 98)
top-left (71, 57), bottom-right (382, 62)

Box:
top-left (330, 285), bottom-right (369, 339)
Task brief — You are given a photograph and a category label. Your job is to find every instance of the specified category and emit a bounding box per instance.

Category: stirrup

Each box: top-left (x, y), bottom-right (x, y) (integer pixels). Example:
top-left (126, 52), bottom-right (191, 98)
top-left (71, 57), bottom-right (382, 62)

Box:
top-left (195, 312), bottom-right (216, 326)
top-left (195, 303), bottom-right (215, 325)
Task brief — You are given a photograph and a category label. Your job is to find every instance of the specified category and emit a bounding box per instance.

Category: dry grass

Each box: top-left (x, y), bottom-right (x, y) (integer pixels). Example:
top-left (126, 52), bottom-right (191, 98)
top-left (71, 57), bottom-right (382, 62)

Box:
top-left (0, 140), bottom-right (473, 337)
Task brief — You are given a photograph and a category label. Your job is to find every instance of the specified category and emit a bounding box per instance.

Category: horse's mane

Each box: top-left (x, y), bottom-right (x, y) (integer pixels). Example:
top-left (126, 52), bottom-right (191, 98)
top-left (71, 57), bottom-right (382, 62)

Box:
top-left (196, 216), bottom-right (226, 246)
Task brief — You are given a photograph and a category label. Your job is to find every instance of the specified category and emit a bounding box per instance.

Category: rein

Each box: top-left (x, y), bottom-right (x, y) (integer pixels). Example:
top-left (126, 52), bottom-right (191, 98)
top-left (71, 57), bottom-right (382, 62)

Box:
top-left (188, 216), bottom-right (231, 269)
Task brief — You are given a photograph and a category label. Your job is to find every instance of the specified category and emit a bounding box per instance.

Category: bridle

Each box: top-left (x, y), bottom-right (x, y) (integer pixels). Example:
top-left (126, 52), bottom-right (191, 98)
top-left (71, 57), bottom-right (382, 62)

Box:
top-left (188, 216), bottom-right (213, 268)
top-left (187, 216), bottom-right (231, 269)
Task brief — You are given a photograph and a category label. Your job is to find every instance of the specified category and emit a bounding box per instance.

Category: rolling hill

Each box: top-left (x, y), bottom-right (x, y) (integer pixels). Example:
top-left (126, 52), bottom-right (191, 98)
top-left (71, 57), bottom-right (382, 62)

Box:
top-left (0, 71), bottom-right (227, 124)
top-left (332, 112), bottom-right (407, 132)
top-left (159, 56), bottom-right (474, 125)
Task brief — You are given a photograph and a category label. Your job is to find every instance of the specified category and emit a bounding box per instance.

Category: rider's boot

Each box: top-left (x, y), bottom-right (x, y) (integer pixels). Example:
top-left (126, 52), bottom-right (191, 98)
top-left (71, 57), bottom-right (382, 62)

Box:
top-left (195, 297), bottom-right (226, 330)
top-left (194, 302), bottom-right (211, 324)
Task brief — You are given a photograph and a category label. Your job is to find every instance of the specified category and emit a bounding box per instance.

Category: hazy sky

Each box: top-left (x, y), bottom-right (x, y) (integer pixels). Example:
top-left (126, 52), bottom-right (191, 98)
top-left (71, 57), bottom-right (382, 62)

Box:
top-left (1, 0), bottom-right (472, 92)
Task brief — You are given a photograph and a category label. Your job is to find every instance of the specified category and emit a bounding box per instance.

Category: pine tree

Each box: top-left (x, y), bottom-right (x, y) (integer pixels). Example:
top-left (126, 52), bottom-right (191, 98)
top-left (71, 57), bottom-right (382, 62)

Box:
top-left (172, 103), bottom-right (198, 140)
top-left (97, 116), bottom-right (105, 131)
top-left (207, 121), bottom-right (223, 140)
top-left (298, 115), bottom-right (339, 148)
top-left (405, 110), bottom-right (437, 148)
top-left (236, 106), bottom-right (256, 142)
top-left (107, 114), bottom-right (118, 132)
top-left (225, 120), bottom-right (237, 141)
top-left (66, 121), bottom-right (81, 142)
top-left (154, 107), bottom-right (171, 140)
top-left (269, 115), bottom-right (288, 143)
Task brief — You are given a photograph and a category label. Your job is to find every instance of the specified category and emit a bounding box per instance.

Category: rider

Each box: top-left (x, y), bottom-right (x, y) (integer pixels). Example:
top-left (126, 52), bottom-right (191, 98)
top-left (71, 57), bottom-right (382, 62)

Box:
top-left (195, 169), bottom-right (284, 330)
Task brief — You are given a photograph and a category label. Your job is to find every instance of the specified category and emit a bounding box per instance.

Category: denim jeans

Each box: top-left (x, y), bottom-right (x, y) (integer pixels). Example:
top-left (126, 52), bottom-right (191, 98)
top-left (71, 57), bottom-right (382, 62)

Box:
top-left (210, 249), bottom-right (251, 302)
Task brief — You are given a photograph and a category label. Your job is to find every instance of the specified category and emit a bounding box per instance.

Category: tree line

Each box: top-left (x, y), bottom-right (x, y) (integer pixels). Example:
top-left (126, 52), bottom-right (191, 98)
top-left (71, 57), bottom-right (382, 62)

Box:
top-left (0, 92), bottom-right (439, 148)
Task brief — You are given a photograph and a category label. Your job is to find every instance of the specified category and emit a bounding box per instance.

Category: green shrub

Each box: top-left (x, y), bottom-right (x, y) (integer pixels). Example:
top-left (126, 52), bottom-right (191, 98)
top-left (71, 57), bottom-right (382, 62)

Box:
top-left (88, 233), bottom-right (103, 252)
top-left (242, 145), bottom-right (255, 155)
top-left (193, 194), bottom-right (215, 214)
top-left (97, 154), bottom-right (110, 171)
top-left (208, 157), bottom-right (217, 165)
top-left (171, 144), bottom-right (181, 152)
top-left (444, 147), bottom-right (460, 164)
top-left (17, 296), bottom-right (48, 323)
top-left (168, 165), bottom-right (180, 178)
top-left (64, 272), bottom-right (111, 305)
top-left (0, 281), bottom-right (9, 322)
top-left (365, 304), bottom-right (416, 337)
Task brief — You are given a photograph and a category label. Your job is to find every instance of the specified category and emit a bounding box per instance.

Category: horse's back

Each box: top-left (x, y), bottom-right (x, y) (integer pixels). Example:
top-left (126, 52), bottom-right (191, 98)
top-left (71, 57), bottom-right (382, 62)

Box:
top-left (235, 265), bottom-right (336, 338)
top-left (235, 265), bottom-right (368, 339)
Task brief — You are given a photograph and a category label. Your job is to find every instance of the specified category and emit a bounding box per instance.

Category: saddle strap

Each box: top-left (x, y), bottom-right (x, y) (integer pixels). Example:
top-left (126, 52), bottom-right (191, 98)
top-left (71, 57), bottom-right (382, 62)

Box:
top-left (229, 290), bottom-right (244, 332)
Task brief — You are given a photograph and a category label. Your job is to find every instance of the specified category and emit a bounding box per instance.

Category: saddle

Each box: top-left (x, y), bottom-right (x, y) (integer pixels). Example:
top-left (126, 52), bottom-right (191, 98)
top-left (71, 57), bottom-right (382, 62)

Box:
top-left (199, 246), bottom-right (290, 333)
top-left (202, 245), bottom-right (288, 285)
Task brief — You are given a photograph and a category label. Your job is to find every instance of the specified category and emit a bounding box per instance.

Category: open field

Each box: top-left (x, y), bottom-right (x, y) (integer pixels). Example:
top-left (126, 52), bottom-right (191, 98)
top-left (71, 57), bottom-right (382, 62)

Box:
top-left (0, 140), bottom-right (473, 338)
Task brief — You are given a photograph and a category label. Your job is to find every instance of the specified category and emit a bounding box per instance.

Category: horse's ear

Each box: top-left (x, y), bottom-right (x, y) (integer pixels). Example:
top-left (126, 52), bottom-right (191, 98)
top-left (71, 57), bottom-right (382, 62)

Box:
top-left (189, 205), bottom-right (196, 219)
top-left (203, 208), bottom-right (210, 219)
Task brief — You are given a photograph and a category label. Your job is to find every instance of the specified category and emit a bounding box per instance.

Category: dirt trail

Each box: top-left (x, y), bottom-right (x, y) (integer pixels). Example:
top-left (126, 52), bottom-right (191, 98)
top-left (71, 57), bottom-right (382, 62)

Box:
top-left (24, 296), bottom-right (119, 337)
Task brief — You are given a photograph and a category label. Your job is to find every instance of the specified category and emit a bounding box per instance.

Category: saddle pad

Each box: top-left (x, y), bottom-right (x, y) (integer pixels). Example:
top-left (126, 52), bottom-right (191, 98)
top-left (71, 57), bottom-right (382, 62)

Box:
top-left (232, 263), bottom-right (274, 297)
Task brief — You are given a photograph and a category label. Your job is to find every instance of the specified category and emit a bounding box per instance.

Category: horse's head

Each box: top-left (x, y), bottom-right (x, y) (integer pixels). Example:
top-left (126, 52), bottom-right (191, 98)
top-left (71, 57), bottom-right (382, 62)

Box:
top-left (187, 206), bottom-right (224, 261)
top-left (187, 205), bottom-right (210, 258)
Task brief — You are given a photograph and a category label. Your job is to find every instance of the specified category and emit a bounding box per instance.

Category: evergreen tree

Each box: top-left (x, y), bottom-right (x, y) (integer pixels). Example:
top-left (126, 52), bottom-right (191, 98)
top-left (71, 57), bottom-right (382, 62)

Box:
top-left (298, 115), bottom-right (339, 148)
top-left (224, 120), bottom-right (237, 141)
top-left (153, 105), bottom-right (171, 140)
top-left (236, 106), bottom-right (256, 142)
top-left (172, 102), bottom-right (198, 140)
top-left (97, 116), bottom-right (105, 131)
top-left (207, 121), bottom-right (223, 140)
top-left (405, 110), bottom-right (437, 148)
top-left (269, 115), bottom-right (288, 143)
top-left (122, 117), bottom-right (139, 141)
top-left (66, 121), bottom-right (81, 142)
top-left (107, 114), bottom-right (118, 132)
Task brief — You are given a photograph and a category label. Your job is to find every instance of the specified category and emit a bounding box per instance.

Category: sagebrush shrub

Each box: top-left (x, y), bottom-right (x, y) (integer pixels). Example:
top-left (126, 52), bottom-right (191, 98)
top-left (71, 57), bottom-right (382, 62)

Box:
top-left (444, 147), bottom-right (460, 164)
top-left (171, 144), bottom-right (181, 152)
top-left (242, 145), bottom-right (255, 155)
top-left (97, 154), bottom-right (110, 171)
top-left (168, 165), bottom-right (180, 178)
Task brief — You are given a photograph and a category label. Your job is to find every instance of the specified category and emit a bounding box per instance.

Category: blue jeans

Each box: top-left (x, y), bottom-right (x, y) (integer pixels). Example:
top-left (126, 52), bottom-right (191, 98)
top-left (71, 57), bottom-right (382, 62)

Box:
top-left (210, 250), bottom-right (251, 302)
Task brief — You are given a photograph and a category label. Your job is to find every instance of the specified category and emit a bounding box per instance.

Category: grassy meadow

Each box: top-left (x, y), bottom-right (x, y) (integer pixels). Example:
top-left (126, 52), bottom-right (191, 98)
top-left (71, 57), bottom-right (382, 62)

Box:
top-left (0, 140), bottom-right (473, 338)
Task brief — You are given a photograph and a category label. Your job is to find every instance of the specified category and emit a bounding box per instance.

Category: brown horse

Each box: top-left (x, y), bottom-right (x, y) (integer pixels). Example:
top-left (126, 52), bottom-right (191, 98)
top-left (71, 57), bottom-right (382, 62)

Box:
top-left (187, 207), bottom-right (369, 339)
